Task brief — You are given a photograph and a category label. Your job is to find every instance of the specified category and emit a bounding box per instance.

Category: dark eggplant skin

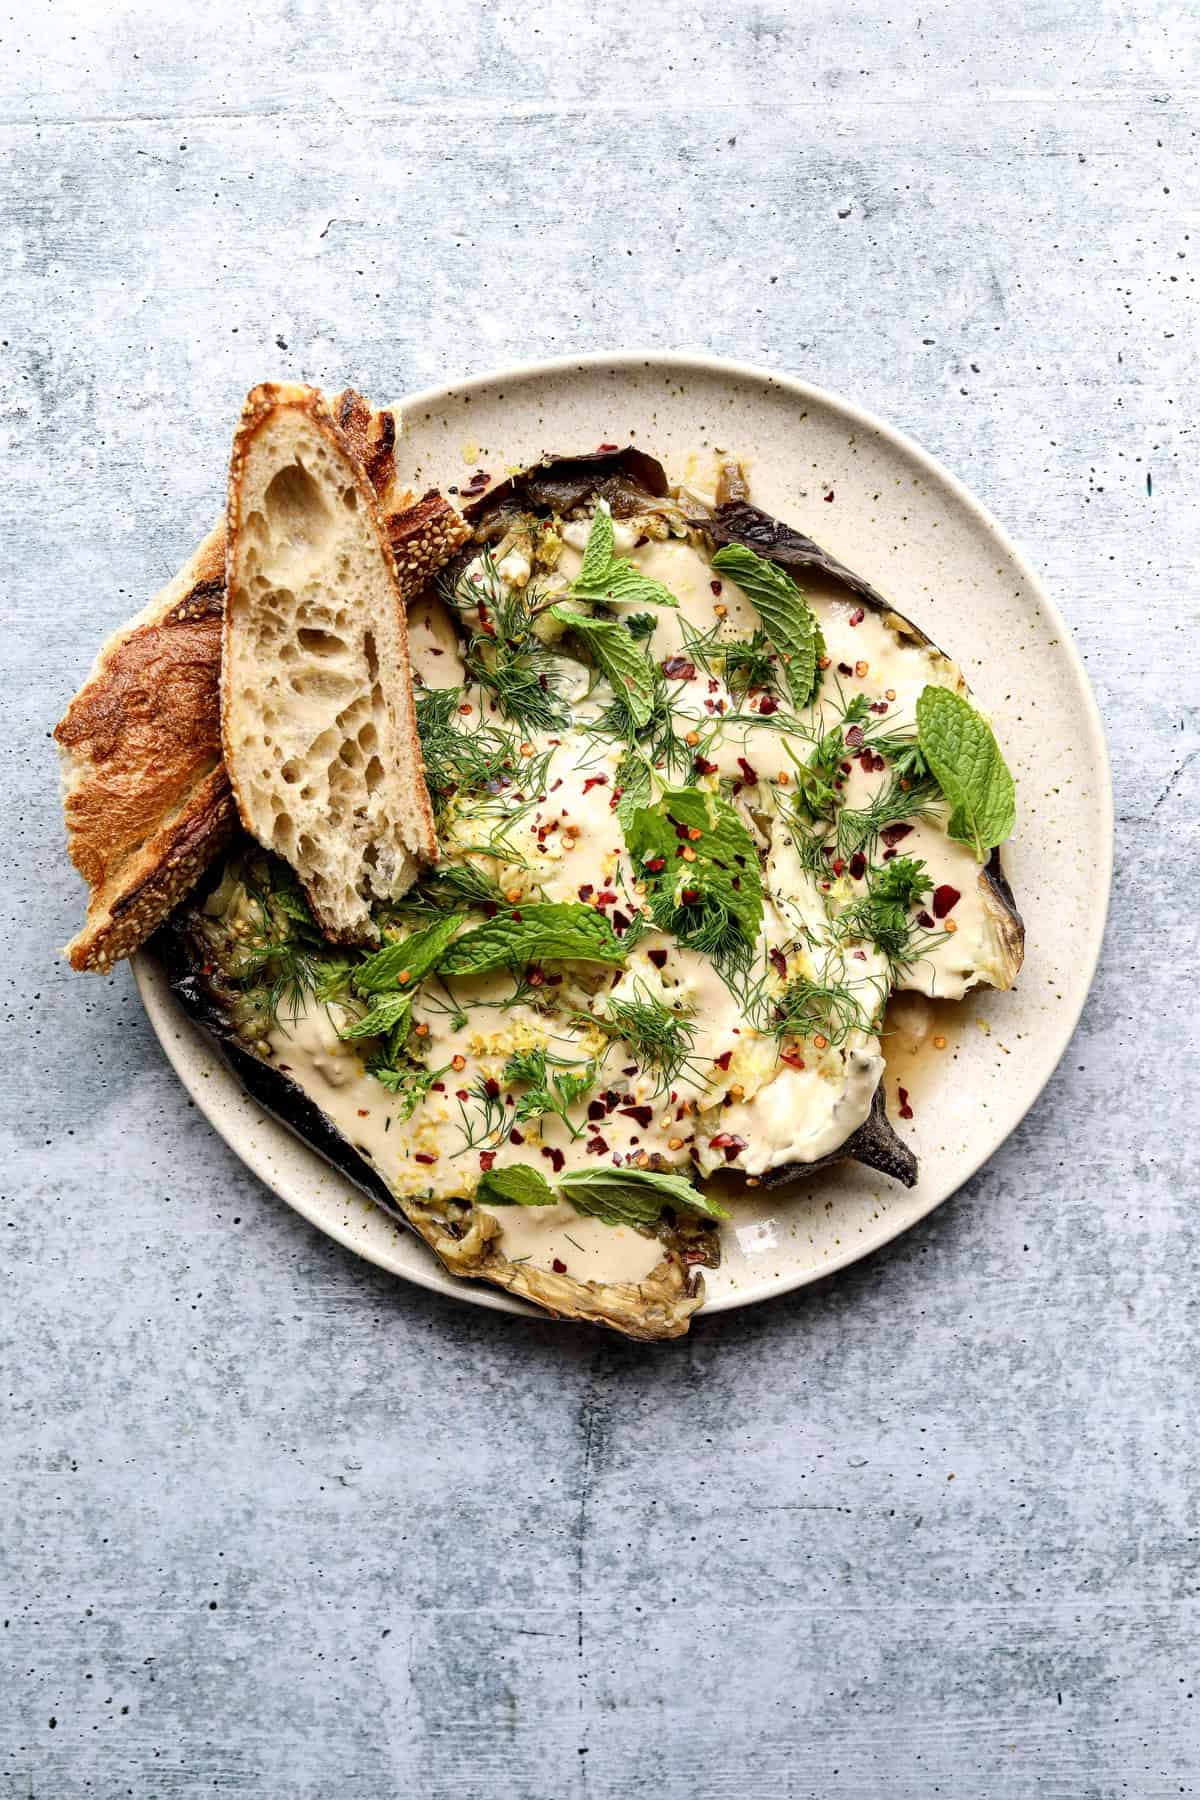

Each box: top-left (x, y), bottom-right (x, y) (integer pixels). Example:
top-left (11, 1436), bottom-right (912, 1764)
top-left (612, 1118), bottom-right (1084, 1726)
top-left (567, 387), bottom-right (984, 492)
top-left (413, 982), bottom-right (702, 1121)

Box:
top-left (700, 499), bottom-right (1026, 974)
top-left (702, 498), bottom-right (898, 615)
top-left (761, 1083), bottom-right (917, 1192)
top-left (462, 444), bottom-right (669, 522)
top-left (152, 906), bottom-right (407, 1226)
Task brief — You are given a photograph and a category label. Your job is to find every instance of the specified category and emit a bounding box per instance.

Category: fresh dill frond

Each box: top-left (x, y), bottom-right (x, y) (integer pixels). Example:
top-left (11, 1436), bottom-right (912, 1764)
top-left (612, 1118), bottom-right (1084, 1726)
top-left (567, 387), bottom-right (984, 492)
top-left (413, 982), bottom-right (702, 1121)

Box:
top-left (439, 552), bottom-right (570, 732)
top-left (836, 774), bottom-right (941, 859)
top-left (590, 983), bottom-right (700, 1093)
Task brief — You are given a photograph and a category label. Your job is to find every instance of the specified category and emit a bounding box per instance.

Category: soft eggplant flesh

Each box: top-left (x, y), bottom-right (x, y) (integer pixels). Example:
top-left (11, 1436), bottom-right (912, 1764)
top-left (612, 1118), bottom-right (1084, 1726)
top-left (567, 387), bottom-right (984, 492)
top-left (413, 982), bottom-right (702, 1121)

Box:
top-left (154, 447), bottom-right (1025, 1336)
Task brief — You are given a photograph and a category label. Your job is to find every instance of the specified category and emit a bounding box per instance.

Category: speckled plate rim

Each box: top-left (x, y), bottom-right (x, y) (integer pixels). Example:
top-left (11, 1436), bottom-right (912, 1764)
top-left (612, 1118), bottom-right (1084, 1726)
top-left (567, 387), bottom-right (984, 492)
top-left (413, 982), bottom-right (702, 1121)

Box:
top-left (133, 349), bottom-right (1113, 1323)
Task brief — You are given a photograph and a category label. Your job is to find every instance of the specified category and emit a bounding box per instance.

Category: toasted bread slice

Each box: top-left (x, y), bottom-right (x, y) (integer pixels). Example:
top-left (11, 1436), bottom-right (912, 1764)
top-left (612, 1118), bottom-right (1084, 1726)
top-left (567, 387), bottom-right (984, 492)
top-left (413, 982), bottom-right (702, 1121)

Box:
top-left (222, 383), bottom-right (437, 943)
top-left (55, 524), bottom-right (239, 972)
top-left (56, 390), bottom-right (466, 970)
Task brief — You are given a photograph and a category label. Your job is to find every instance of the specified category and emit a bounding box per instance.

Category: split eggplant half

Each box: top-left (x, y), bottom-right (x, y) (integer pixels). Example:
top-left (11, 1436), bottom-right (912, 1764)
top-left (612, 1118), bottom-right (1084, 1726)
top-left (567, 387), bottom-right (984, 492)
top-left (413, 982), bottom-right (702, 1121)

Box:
top-left (153, 445), bottom-right (1024, 1338)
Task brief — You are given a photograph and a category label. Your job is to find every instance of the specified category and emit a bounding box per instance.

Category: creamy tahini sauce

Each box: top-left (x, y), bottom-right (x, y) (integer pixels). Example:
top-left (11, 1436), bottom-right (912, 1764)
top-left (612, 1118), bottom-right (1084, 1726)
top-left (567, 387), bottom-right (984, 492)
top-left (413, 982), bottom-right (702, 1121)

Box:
top-left (264, 505), bottom-right (1014, 1275)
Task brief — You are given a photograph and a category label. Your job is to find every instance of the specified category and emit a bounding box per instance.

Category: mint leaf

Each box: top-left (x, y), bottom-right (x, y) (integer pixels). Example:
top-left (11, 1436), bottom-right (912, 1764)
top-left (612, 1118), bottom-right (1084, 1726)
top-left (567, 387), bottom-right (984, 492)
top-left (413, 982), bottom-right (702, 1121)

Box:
top-left (572, 505), bottom-right (679, 610)
top-left (615, 751), bottom-right (653, 834)
top-left (916, 685), bottom-right (1015, 860)
top-left (353, 912), bottom-right (466, 994)
top-left (339, 991), bottom-right (413, 1042)
top-left (626, 787), bottom-right (763, 967)
top-left (560, 1165), bottom-right (728, 1226)
top-left (550, 605), bottom-right (655, 727)
top-left (576, 504), bottom-right (614, 587)
top-left (477, 1164), bottom-right (558, 1207)
top-left (710, 544), bottom-right (824, 709)
top-left (439, 902), bottom-right (627, 974)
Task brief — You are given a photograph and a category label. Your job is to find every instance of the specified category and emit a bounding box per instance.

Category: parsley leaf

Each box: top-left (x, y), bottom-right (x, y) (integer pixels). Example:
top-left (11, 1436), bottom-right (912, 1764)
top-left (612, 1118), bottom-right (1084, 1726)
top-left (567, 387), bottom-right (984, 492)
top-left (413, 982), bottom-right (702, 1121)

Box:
top-left (503, 1046), bottom-right (599, 1138)
top-left (916, 685), bottom-right (1016, 860)
top-left (710, 543), bottom-right (825, 709)
top-left (438, 902), bottom-right (627, 974)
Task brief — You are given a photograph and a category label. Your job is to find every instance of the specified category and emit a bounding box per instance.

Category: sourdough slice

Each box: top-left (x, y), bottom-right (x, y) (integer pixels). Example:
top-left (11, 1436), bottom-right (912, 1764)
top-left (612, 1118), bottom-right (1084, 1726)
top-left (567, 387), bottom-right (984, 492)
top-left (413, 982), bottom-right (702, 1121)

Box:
top-left (55, 523), bottom-right (239, 971)
top-left (222, 383), bottom-right (437, 943)
top-left (56, 390), bottom-right (466, 971)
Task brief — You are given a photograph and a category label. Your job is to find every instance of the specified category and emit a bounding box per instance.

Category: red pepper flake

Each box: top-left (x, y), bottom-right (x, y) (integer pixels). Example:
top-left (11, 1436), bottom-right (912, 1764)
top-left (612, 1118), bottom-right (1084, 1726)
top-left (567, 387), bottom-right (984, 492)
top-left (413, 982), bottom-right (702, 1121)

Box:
top-left (542, 1146), bottom-right (565, 1173)
top-left (456, 1088), bottom-right (469, 1102)
top-left (915, 910), bottom-right (935, 929)
top-left (870, 699), bottom-right (889, 715)
top-left (596, 441), bottom-right (619, 452)
top-left (415, 1152), bottom-right (436, 1165)
top-left (933, 884), bottom-right (961, 918)
top-left (552, 1257), bottom-right (568, 1274)
top-left (780, 1047), bottom-right (806, 1071)
top-left (839, 760), bottom-right (852, 775)
top-left (823, 490), bottom-right (835, 503)
top-left (881, 823), bottom-right (912, 847)
top-left (769, 947), bottom-right (787, 980)
top-left (643, 856), bottom-right (666, 874)
top-left (611, 910), bottom-right (631, 934)
top-left (707, 678), bottom-right (720, 694)
top-left (736, 756), bottom-right (759, 785)
top-left (709, 1132), bottom-right (748, 1163)
top-left (577, 884), bottom-right (594, 901)
top-left (619, 1105), bottom-right (654, 1129)
top-left (853, 949), bottom-right (868, 961)
top-left (661, 656), bottom-right (696, 680)
top-left (648, 948), bottom-right (668, 968)
top-left (849, 852), bottom-right (867, 879)
top-left (714, 1049), bottom-right (734, 1071)
top-left (510, 1128), bottom-right (525, 1146)
top-left (528, 968), bottom-right (545, 987)
top-left (845, 724), bottom-right (865, 749)
top-left (509, 909), bottom-right (523, 923)
top-left (595, 889), bottom-right (617, 907)
top-left (582, 774), bottom-right (609, 793)
top-left (693, 755), bottom-right (719, 776)
top-left (484, 1078), bottom-right (500, 1099)
top-left (882, 848), bottom-right (898, 862)
top-left (710, 579), bottom-right (723, 595)
top-left (587, 1099), bottom-right (607, 1122)
top-left (586, 1136), bottom-right (609, 1155)
top-left (859, 750), bottom-right (875, 774)
top-left (757, 694), bottom-right (779, 716)
top-left (680, 887), bottom-right (700, 904)
top-left (849, 607), bottom-right (865, 626)
top-left (431, 1082), bottom-right (445, 1094)
top-left (831, 857), bottom-right (846, 876)
top-left (898, 1086), bottom-right (914, 1121)
top-left (872, 753), bottom-right (886, 773)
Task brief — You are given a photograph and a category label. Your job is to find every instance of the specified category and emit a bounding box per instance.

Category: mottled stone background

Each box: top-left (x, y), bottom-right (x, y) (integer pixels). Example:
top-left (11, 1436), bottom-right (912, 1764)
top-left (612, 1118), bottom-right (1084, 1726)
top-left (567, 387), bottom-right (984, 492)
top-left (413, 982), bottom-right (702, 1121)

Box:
top-left (3, 2), bottom-right (1197, 1795)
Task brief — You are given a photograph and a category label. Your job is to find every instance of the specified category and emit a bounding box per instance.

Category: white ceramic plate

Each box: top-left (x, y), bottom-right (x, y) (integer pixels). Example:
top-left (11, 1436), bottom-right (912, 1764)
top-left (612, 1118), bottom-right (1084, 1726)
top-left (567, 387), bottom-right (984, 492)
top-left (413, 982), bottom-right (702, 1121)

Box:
top-left (133, 352), bottom-right (1112, 1321)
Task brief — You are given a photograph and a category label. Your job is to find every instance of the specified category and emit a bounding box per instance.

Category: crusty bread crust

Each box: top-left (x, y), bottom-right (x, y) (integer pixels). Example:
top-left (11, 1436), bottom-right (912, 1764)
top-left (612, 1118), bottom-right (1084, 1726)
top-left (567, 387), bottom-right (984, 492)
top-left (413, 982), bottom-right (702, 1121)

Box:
top-left (222, 382), bottom-right (438, 940)
top-left (55, 523), bottom-right (239, 971)
top-left (56, 388), bottom-right (466, 971)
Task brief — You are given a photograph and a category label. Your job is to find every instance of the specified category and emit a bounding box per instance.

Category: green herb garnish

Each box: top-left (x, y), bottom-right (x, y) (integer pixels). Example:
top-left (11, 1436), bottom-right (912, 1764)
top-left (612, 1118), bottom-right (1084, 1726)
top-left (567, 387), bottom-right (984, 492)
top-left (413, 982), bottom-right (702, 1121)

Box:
top-left (438, 902), bottom-right (627, 975)
top-left (916, 685), bottom-right (1015, 860)
top-left (550, 604), bottom-right (655, 727)
top-left (626, 788), bottom-right (763, 970)
top-left (570, 504), bottom-right (679, 610)
top-left (710, 544), bottom-right (825, 709)
top-left (476, 1164), bottom-right (558, 1207)
top-left (560, 1165), bottom-right (728, 1226)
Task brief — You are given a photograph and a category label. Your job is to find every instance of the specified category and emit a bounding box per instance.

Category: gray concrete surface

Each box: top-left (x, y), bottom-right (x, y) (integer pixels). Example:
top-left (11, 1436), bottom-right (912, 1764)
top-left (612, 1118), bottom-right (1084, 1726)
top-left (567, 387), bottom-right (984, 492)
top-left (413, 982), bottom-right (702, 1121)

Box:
top-left (3, 2), bottom-right (1198, 1794)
